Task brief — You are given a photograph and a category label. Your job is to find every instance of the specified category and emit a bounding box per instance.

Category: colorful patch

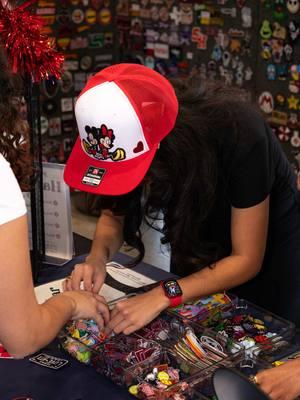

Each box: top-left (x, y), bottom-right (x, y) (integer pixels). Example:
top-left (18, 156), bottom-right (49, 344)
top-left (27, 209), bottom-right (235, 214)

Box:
top-left (82, 124), bottom-right (126, 161)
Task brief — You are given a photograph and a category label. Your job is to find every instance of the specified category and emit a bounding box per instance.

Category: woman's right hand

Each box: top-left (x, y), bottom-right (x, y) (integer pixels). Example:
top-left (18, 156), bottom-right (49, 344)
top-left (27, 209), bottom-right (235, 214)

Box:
top-left (63, 258), bottom-right (107, 294)
top-left (61, 290), bottom-right (110, 331)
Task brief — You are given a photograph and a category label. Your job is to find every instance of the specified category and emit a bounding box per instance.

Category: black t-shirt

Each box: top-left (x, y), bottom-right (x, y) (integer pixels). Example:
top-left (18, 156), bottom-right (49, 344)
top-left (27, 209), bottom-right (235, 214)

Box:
top-left (203, 106), bottom-right (299, 265)
top-left (102, 106), bottom-right (300, 275)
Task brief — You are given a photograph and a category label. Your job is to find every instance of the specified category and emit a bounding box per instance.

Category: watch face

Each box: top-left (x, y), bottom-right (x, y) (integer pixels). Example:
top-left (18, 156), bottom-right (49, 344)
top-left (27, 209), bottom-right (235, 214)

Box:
top-left (163, 280), bottom-right (182, 298)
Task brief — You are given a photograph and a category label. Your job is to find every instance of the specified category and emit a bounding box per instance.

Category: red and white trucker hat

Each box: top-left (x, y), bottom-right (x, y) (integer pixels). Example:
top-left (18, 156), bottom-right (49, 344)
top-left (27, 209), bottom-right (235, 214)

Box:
top-left (64, 63), bottom-right (178, 195)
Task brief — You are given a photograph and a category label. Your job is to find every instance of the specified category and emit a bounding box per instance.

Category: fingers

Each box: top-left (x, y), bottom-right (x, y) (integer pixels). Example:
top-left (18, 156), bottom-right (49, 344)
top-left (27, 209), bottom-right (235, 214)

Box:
top-left (81, 266), bottom-right (93, 292)
top-left (91, 311), bottom-right (105, 332)
top-left (72, 264), bottom-right (87, 291)
top-left (95, 297), bottom-right (110, 326)
top-left (92, 272), bottom-right (105, 294)
top-left (111, 319), bottom-right (131, 335)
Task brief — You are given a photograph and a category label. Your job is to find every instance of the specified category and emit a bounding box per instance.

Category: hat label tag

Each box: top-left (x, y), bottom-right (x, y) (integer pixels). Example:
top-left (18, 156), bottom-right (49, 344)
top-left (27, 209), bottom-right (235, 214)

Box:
top-left (82, 166), bottom-right (106, 186)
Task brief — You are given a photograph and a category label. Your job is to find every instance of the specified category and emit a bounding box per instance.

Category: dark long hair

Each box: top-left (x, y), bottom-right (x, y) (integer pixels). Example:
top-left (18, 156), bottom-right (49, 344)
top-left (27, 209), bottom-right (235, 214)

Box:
top-left (98, 77), bottom-right (249, 272)
top-left (0, 48), bottom-right (32, 190)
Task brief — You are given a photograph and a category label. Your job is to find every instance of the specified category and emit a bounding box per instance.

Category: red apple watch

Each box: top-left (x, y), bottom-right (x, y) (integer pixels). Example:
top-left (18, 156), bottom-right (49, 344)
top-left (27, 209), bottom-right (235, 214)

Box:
top-left (160, 279), bottom-right (183, 308)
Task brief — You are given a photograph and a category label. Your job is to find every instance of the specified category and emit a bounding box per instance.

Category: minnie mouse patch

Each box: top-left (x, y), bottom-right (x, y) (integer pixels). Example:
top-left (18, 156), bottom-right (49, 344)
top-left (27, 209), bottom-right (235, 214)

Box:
top-left (82, 123), bottom-right (126, 161)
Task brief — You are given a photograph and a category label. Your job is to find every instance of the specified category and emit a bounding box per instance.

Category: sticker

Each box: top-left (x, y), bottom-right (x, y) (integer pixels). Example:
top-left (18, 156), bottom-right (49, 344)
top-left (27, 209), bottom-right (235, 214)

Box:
top-left (288, 113), bottom-right (299, 129)
top-left (169, 6), bottom-right (181, 25)
top-left (277, 126), bottom-right (291, 142)
top-left (29, 353), bottom-right (69, 369)
top-left (267, 64), bottom-right (276, 80)
top-left (180, 3), bottom-right (193, 25)
top-left (222, 50), bottom-right (231, 67)
top-left (49, 117), bottom-right (62, 136)
top-left (241, 7), bottom-right (252, 28)
top-left (287, 95), bottom-right (299, 110)
top-left (99, 8), bottom-right (112, 25)
top-left (85, 8), bottom-right (97, 24)
top-left (287, 0), bottom-right (300, 14)
top-left (228, 28), bottom-right (245, 37)
top-left (88, 33), bottom-right (104, 48)
top-left (64, 60), bottom-right (79, 71)
top-left (36, 7), bottom-right (56, 15)
top-left (43, 78), bottom-right (60, 98)
top-left (260, 20), bottom-right (272, 39)
top-left (61, 98), bottom-right (73, 113)
top-left (56, 37), bottom-right (71, 51)
top-left (70, 37), bottom-right (89, 50)
top-left (268, 110), bottom-right (288, 126)
top-left (154, 43), bottom-right (169, 59)
top-left (288, 21), bottom-right (300, 42)
top-left (82, 166), bottom-right (106, 187)
top-left (80, 55), bottom-right (93, 70)
top-left (220, 7), bottom-right (237, 18)
top-left (211, 45), bottom-right (222, 62)
top-left (72, 9), bottom-right (85, 24)
top-left (230, 38), bottom-right (241, 53)
top-left (159, 6), bottom-right (169, 22)
top-left (258, 92), bottom-right (274, 114)
top-left (284, 44), bottom-right (293, 61)
top-left (60, 71), bottom-right (73, 93)
top-left (40, 115), bottom-right (49, 135)
top-left (275, 93), bottom-right (285, 107)
top-left (272, 22), bottom-right (286, 40)
top-left (145, 55), bottom-right (155, 68)
top-left (42, 100), bottom-right (57, 115)
top-left (291, 130), bottom-right (300, 148)
top-left (191, 27), bottom-right (208, 50)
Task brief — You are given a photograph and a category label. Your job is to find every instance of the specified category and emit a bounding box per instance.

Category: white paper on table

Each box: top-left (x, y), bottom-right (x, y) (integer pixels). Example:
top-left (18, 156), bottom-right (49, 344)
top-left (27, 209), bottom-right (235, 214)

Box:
top-left (34, 279), bottom-right (125, 305)
top-left (34, 262), bottom-right (155, 305)
top-left (106, 262), bottom-right (155, 287)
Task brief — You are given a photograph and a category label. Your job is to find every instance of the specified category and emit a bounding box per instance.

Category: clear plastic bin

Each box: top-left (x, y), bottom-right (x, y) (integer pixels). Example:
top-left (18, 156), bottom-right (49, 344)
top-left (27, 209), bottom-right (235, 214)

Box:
top-left (125, 349), bottom-right (205, 399)
top-left (59, 331), bottom-right (162, 386)
top-left (135, 313), bottom-right (243, 368)
top-left (171, 293), bottom-right (295, 357)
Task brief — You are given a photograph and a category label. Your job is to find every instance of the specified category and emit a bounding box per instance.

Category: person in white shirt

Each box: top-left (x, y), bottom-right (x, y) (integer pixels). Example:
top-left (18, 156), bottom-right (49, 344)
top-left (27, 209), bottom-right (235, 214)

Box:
top-left (0, 50), bottom-right (109, 358)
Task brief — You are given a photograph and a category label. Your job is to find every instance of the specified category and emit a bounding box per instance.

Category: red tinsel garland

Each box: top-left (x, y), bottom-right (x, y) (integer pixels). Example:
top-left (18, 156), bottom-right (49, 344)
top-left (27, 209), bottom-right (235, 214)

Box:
top-left (0, 0), bottom-right (64, 82)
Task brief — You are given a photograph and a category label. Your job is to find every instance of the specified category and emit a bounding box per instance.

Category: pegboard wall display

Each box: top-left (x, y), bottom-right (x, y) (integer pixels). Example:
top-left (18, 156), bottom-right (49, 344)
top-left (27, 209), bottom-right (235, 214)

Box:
top-left (37, 0), bottom-right (300, 169)
top-left (37, 0), bottom-right (118, 163)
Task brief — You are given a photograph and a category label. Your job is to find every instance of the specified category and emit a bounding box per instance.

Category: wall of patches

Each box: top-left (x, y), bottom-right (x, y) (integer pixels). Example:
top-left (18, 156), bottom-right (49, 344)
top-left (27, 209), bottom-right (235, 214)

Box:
top-left (37, 0), bottom-right (300, 172)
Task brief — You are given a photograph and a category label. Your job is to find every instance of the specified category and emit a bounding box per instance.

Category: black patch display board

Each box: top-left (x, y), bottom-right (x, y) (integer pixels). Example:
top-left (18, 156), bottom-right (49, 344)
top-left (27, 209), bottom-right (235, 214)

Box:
top-left (36, 0), bottom-right (118, 163)
top-left (37, 0), bottom-right (300, 171)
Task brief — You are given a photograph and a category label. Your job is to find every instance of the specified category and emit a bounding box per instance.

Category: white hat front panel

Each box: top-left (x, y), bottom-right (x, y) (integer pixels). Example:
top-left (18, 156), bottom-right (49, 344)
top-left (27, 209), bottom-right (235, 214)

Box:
top-left (75, 81), bottom-right (149, 162)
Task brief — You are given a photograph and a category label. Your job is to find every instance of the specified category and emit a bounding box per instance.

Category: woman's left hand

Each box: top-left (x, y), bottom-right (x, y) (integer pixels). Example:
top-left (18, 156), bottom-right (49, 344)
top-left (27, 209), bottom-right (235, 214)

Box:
top-left (105, 287), bottom-right (170, 335)
top-left (256, 358), bottom-right (300, 400)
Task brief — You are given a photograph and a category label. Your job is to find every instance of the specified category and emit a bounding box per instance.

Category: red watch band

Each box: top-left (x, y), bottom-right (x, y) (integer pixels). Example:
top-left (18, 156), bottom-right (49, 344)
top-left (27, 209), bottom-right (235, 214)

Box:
top-left (160, 280), bottom-right (183, 308)
top-left (169, 295), bottom-right (182, 308)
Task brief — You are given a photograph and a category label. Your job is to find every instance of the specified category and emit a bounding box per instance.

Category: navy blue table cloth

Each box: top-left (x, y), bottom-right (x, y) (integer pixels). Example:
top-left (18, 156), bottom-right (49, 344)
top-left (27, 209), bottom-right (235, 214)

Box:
top-left (0, 253), bottom-right (171, 400)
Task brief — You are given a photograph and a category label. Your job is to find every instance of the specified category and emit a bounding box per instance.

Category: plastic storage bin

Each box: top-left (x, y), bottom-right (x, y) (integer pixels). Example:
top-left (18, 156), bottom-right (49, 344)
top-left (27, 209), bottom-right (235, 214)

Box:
top-left (135, 313), bottom-right (243, 368)
top-left (59, 330), bottom-right (162, 386)
top-left (125, 349), bottom-right (206, 399)
top-left (170, 293), bottom-right (295, 357)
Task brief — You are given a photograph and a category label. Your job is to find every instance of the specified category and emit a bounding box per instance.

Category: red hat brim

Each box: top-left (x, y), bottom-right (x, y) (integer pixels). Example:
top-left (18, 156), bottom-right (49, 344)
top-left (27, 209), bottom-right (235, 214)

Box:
top-left (64, 137), bottom-right (157, 195)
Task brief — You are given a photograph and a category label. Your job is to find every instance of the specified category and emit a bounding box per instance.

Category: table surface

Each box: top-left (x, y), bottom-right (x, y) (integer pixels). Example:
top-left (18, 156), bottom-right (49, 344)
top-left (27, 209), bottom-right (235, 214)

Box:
top-left (0, 252), bottom-right (172, 400)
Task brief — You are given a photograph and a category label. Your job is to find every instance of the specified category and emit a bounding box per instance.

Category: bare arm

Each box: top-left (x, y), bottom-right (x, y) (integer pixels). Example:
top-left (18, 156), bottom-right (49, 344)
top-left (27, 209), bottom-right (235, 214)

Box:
top-left (107, 197), bottom-right (270, 335)
top-left (178, 197), bottom-right (269, 301)
top-left (65, 209), bottom-right (124, 292)
top-left (0, 215), bottom-right (109, 358)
